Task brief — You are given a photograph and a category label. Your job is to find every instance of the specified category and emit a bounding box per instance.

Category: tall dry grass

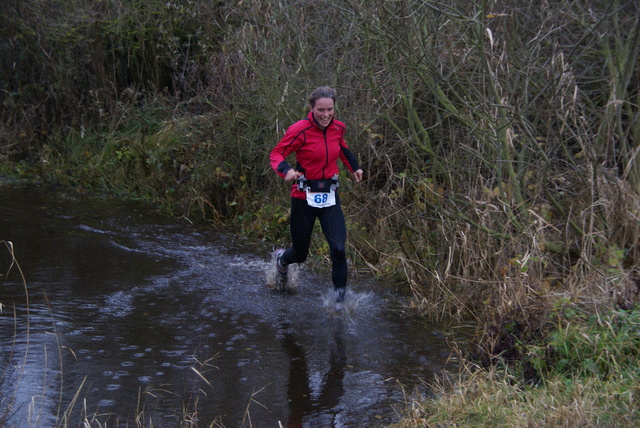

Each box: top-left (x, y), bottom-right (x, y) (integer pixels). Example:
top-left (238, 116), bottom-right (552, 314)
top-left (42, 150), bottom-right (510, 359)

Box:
top-left (1, 0), bottom-right (639, 355)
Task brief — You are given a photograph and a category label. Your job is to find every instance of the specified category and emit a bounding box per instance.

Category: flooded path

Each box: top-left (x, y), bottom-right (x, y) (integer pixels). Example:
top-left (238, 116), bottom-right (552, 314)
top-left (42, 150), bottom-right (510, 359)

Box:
top-left (0, 183), bottom-right (456, 427)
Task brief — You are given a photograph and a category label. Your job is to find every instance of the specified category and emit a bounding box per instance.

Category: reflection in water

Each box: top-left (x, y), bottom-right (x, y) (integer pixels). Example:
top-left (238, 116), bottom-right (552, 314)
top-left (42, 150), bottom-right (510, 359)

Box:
top-left (319, 328), bottom-right (347, 417)
top-left (282, 319), bottom-right (347, 427)
top-left (0, 184), bottom-right (458, 426)
top-left (282, 320), bottom-right (314, 426)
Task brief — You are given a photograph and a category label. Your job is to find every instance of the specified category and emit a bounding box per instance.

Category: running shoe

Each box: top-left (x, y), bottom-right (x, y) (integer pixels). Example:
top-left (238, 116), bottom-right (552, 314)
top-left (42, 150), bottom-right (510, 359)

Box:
top-left (274, 249), bottom-right (288, 273)
top-left (335, 286), bottom-right (346, 303)
top-left (273, 249), bottom-right (288, 288)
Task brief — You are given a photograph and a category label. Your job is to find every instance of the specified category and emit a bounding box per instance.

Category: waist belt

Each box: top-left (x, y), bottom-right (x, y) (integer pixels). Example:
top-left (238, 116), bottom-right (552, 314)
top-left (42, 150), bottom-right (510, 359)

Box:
top-left (297, 175), bottom-right (339, 192)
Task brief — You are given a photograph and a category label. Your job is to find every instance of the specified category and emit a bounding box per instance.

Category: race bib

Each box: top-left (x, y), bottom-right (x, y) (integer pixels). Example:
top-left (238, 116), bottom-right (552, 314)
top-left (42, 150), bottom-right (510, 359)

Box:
top-left (306, 189), bottom-right (336, 208)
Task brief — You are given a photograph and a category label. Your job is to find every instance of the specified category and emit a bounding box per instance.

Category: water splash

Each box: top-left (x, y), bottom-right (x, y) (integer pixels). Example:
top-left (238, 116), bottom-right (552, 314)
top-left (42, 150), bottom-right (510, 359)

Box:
top-left (321, 288), bottom-right (376, 316)
top-left (264, 254), bottom-right (300, 291)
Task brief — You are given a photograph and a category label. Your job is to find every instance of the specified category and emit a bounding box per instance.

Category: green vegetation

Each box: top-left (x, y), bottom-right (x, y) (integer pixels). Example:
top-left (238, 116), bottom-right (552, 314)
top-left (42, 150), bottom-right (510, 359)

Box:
top-left (392, 307), bottom-right (640, 427)
top-left (2, 0), bottom-right (639, 426)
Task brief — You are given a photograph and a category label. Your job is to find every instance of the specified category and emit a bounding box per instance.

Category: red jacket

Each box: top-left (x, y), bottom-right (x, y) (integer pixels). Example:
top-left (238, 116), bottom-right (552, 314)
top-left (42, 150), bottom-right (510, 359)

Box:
top-left (270, 112), bottom-right (360, 200)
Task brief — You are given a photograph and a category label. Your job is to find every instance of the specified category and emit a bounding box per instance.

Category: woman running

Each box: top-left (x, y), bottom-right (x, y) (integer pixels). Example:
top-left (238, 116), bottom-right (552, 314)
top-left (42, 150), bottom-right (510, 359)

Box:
top-left (269, 86), bottom-right (363, 302)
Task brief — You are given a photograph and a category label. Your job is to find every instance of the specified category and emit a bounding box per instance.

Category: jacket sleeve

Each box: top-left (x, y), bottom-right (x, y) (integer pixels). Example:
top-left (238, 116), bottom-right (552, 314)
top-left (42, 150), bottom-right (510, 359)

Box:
top-left (338, 132), bottom-right (361, 173)
top-left (270, 125), bottom-right (301, 178)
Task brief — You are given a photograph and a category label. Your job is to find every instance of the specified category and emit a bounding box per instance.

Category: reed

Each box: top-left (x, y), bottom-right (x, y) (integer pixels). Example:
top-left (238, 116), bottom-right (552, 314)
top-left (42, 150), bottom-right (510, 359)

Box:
top-left (0, 241), bottom-right (30, 426)
top-left (2, 0), bottom-right (640, 424)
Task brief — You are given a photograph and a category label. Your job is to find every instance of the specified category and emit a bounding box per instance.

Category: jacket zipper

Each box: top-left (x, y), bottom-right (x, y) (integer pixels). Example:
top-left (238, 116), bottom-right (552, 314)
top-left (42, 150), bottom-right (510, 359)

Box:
top-left (322, 128), bottom-right (329, 179)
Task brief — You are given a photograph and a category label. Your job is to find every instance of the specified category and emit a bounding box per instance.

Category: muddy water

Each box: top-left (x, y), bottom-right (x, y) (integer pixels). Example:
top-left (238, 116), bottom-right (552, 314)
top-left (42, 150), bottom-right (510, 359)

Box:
top-left (0, 183), bottom-right (456, 427)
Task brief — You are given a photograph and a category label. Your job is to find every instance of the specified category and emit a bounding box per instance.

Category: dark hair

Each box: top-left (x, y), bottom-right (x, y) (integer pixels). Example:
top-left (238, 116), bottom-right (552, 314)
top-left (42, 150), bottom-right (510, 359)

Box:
top-left (309, 86), bottom-right (336, 107)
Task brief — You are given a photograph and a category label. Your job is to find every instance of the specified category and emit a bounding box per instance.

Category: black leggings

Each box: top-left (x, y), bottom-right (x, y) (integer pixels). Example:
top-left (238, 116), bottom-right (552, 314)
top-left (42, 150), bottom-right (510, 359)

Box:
top-left (280, 196), bottom-right (348, 289)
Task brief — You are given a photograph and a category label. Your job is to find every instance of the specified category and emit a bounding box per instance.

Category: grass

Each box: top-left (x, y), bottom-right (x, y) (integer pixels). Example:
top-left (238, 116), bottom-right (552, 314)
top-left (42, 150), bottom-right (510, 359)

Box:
top-left (392, 307), bottom-right (640, 427)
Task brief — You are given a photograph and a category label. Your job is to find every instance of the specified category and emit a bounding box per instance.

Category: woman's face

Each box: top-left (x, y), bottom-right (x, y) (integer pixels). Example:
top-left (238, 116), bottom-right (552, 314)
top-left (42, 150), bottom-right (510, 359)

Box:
top-left (310, 97), bottom-right (334, 130)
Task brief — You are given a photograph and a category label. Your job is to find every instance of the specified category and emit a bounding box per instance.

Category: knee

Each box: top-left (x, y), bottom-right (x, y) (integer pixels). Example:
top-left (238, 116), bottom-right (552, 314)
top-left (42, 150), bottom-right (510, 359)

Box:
top-left (330, 246), bottom-right (346, 262)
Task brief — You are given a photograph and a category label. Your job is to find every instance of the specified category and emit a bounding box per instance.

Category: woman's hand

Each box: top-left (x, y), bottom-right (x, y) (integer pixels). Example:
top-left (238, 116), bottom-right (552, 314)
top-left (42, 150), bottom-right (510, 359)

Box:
top-left (352, 169), bottom-right (363, 183)
top-left (284, 169), bottom-right (301, 182)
